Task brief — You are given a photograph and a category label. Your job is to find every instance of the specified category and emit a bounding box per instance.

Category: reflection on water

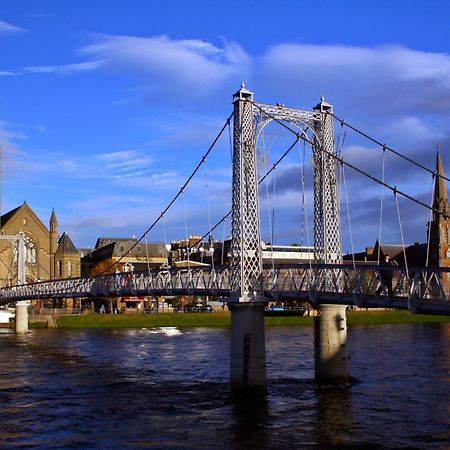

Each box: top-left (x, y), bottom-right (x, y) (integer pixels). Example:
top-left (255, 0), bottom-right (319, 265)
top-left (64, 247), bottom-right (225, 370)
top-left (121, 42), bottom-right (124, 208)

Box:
top-left (0, 323), bottom-right (448, 449)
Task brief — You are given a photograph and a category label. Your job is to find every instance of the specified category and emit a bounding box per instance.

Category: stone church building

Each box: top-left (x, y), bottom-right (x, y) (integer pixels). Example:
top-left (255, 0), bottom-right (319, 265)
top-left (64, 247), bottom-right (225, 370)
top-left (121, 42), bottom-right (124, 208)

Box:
top-left (0, 202), bottom-right (80, 287)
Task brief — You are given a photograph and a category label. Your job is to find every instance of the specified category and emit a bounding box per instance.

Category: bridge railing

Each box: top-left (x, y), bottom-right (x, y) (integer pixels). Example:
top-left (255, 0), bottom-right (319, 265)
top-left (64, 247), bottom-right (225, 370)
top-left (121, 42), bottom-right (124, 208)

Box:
top-left (0, 264), bottom-right (449, 314)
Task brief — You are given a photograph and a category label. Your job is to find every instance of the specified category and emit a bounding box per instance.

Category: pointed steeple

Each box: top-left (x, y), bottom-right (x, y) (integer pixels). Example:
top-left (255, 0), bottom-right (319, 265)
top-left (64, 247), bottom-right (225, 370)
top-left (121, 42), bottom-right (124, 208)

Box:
top-left (432, 145), bottom-right (450, 221)
top-left (50, 208), bottom-right (57, 227)
top-left (49, 208), bottom-right (58, 279)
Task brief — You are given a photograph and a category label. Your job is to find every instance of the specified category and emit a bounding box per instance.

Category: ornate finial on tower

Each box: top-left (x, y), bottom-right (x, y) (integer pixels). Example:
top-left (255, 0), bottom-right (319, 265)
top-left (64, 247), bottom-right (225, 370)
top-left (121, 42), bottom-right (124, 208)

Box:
top-left (233, 82), bottom-right (253, 102)
top-left (314, 95), bottom-right (333, 113)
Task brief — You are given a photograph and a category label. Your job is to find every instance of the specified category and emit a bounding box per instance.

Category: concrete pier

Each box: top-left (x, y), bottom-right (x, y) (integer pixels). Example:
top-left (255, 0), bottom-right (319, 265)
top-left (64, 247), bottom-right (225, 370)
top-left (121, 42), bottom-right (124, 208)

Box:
top-left (15, 301), bottom-right (29, 334)
top-left (314, 304), bottom-right (349, 383)
top-left (228, 302), bottom-right (267, 390)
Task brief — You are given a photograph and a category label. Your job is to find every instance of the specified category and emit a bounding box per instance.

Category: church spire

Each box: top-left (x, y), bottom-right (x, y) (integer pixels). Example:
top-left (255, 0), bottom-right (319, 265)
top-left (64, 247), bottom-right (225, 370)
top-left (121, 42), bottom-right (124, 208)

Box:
top-left (433, 145), bottom-right (449, 222)
top-left (49, 208), bottom-right (58, 279)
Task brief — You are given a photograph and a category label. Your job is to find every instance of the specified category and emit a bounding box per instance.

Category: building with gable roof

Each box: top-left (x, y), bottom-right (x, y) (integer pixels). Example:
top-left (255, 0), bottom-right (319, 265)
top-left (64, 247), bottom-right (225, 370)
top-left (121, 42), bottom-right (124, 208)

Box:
top-left (0, 202), bottom-right (79, 287)
top-left (54, 232), bottom-right (80, 279)
top-left (80, 237), bottom-right (168, 277)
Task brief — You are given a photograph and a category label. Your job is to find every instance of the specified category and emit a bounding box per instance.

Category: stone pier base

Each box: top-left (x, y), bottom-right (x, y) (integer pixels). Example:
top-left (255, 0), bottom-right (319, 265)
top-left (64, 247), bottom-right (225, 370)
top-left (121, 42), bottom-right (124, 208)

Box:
top-left (314, 304), bottom-right (349, 383)
top-left (228, 302), bottom-right (267, 390)
top-left (15, 301), bottom-right (29, 334)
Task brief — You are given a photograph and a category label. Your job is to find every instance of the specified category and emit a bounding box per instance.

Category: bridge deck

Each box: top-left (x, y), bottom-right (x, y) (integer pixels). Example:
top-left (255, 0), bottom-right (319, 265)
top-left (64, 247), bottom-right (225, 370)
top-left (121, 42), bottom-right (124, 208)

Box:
top-left (1, 264), bottom-right (449, 315)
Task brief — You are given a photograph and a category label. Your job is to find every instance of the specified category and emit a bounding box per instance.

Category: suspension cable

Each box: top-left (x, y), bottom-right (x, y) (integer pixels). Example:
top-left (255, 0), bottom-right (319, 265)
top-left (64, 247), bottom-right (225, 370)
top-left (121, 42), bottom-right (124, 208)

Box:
top-left (145, 233), bottom-right (151, 275)
top-left (299, 140), bottom-right (307, 246)
top-left (221, 216), bottom-right (226, 266)
top-left (28, 112), bottom-right (234, 297)
top-left (90, 111), bottom-right (234, 279)
top-left (336, 122), bottom-right (345, 262)
top-left (182, 189), bottom-right (190, 268)
top-left (270, 165), bottom-right (277, 271)
top-left (377, 147), bottom-right (387, 264)
top-left (298, 140), bottom-right (313, 269)
top-left (248, 99), bottom-right (450, 221)
top-left (228, 117), bottom-right (233, 166)
top-left (173, 135), bottom-right (301, 263)
top-left (426, 171), bottom-right (435, 267)
top-left (203, 159), bottom-right (215, 271)
top-left (260, 129), bottom-right (275, 270)
top-left (271, 164), bottom-right (278, 244)
top-left (337, 127), bottom-right (356, 270)
top-left (394, 188), bottom-right (409, 275)
top-left (162, 213), bottom-right (168, 249)
top-left (0, 243), bottom-right (17, 282)
top-left (332, 113), bottom-right (450, 183)
top-left (341, 162), bottom-right (355, 270)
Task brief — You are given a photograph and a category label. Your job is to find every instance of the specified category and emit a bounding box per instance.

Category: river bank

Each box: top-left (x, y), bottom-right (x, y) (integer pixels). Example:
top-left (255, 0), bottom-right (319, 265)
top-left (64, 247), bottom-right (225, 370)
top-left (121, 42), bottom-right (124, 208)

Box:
top-left (53, 310), bottom-right (450, 328)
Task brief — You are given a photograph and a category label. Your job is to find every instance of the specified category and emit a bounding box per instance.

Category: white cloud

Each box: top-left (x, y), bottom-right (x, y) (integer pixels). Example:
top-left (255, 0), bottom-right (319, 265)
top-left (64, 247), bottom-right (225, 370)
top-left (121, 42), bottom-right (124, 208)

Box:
top-left (23, 60), bottom-right (102, 75)
top-left (379, 115), bottom-right (445, 144)
top-left (258, 43), bottom-right (450, 116)
top-left (0, 70), bottom-right (17, 76)
top-left (79, 34), bottom-right (250, 100)
top-left (94, 149), bottom-right (155, 178)
top-left (0, 20), bottom-right (25, 34)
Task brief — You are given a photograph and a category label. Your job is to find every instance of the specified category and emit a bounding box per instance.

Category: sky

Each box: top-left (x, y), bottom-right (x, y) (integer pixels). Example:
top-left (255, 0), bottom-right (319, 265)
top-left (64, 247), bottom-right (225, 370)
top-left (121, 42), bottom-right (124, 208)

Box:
top-left (0, 0), bottom-right (450, 252)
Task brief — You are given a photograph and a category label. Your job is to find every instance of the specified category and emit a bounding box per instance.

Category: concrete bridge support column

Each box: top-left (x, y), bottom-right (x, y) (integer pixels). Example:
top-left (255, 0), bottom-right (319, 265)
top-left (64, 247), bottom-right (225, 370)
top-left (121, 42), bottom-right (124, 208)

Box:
top-left (15, 301), bottom-right (29, 334)
top-left (314, 304), bottom-right (349, 383)
top-left (229, 302), bottom-right (267, 390)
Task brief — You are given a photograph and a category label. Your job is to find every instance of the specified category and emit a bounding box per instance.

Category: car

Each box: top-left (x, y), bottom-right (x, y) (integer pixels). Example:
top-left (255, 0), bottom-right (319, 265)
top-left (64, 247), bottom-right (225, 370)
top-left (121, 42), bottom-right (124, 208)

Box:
top-left (186, 304), bottom-right (214, 313)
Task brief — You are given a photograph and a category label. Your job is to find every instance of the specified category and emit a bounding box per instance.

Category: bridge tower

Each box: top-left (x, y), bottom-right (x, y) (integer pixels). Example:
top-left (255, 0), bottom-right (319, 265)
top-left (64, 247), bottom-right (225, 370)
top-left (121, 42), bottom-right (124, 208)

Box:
top-left (228, 85), bottom-right (348, 388)
top-left (228, 84), bottom-right (267, 390)
top-left (311, 97), bottom-right (349, 384)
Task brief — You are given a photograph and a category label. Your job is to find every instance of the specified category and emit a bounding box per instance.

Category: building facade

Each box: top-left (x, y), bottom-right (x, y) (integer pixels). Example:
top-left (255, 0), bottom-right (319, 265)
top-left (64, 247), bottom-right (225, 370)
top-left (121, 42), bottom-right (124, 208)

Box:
top-left (0, 202), bottom-right (80, 287)
top-left (428, 148), bottom-right (450, 270)
top-left (81, 237), bottom-right (168, 277)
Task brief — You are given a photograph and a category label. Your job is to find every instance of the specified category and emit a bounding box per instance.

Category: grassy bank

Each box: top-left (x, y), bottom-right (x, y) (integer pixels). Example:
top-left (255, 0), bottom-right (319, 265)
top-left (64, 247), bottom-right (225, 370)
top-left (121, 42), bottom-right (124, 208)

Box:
top-left (55, 310), bottom-right (450, 329)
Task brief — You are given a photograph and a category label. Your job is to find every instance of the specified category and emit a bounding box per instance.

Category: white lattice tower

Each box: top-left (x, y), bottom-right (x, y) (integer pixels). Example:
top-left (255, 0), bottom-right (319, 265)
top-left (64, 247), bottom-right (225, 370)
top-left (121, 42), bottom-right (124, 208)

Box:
top-left (229, 84), bottom-right (263, 302)
top-left (229, 87), bottom-right (342, 301)
top-left (312, 97), bottom-right (342, 265)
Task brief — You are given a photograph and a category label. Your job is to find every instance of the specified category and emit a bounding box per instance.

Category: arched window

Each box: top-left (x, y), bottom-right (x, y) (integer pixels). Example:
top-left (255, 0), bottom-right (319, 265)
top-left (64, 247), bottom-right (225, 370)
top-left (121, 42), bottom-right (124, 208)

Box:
top-left (13, 233), bottom-right (37, 266)
top-left (57, 260), bottom-right (63, 277)
top-left (67, 261), bottom-right (72, 277)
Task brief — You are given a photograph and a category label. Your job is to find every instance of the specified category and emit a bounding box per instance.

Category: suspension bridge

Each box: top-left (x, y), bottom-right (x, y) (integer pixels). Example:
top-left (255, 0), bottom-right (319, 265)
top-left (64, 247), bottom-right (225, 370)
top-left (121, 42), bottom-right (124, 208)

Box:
top-left (2, 84), bottom-right (450, 388)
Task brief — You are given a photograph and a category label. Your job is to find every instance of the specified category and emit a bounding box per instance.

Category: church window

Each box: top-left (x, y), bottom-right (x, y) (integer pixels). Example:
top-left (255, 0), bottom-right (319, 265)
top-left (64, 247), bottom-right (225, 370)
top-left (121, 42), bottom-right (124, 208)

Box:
top-left (13, 234), bottom-right (37, 265)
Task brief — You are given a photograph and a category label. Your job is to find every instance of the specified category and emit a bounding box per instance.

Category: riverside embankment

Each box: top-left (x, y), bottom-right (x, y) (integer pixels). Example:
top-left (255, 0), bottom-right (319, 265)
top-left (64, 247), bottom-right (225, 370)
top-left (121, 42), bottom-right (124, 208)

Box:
top-left (53, 310), bottom-right (450, 328)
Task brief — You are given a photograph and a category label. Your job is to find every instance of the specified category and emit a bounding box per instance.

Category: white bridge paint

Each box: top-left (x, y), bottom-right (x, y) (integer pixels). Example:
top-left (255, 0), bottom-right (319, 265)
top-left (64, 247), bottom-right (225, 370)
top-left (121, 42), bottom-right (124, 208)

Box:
top-left (1, 264), bottom-right (448, 315)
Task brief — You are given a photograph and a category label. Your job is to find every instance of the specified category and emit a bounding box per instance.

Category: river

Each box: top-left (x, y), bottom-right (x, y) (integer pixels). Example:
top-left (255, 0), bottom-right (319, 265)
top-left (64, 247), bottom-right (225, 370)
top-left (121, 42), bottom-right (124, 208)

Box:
top-left (0, 323), bottom-right (449, 449)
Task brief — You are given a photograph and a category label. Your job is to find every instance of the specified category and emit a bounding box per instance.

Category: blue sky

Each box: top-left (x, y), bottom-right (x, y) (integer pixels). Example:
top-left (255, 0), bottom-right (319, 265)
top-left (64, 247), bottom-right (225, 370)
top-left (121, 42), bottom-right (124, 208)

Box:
top-left (0, 1), bottom-right (450, 252)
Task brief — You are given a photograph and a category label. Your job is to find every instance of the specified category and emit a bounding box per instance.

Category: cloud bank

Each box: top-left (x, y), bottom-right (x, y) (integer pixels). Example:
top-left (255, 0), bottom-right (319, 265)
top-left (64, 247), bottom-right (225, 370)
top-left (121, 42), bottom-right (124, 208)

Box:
top-left (6, 33), bottom-right (450, 248)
